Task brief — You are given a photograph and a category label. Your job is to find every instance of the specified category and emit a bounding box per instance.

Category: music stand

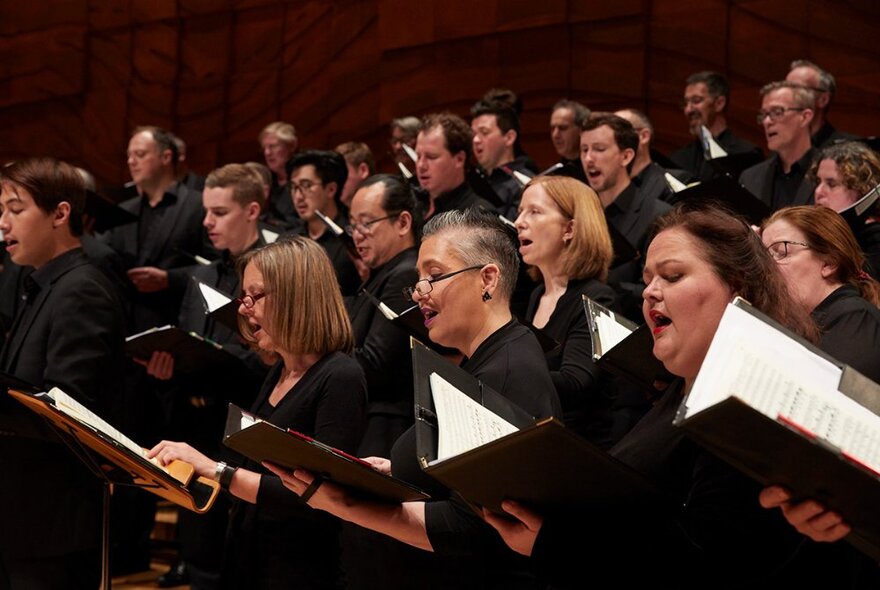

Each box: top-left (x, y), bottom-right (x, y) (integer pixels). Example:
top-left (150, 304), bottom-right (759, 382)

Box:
top-left (8, 389), bottom-right (220, 590)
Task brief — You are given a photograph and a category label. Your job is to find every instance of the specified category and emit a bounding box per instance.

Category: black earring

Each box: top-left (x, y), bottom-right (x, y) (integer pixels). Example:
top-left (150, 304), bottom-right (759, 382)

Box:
top-left (482, 291), bottom-right (492, 302)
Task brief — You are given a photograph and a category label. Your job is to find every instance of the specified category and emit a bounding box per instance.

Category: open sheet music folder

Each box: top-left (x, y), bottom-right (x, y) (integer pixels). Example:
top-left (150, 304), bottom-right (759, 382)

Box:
top-left (674, 297), bottom-right (880, 561)
top-left (583, 296), bottom-right (672, 393)
top-left (411, 340), bottom-right (660, 513)
top-left (125, 324), bottom-right (248, 376)
top-left (195, 278), bottom-right (240, 332)
top-left (222, 404), bottom-right (428, 503)
top-left (7, 387), bottom-right (219, 513)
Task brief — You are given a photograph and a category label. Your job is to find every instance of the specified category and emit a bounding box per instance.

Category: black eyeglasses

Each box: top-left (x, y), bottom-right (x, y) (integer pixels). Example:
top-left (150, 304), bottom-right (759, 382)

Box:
top-left (403, 265), bottom-right (484, 299)
top-left (290, 180), bottom-right (323, 194)
top-left (236, 291), bottom-right (268, 309)
top-left (767, 240), bottom-right (810, 261)
top-left (756, 107), bottom-right (806, 125)
top-left (344, 213), bottom-right (401, 237)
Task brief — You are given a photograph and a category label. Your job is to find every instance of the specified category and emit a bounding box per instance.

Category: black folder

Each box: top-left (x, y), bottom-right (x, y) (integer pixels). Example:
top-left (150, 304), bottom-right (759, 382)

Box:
top-left (359, 289), bottom-right (459, 357)
top-left (583, 297), bottom-right (672, 394)
top-left (125, 325), bottom-right (248, 376)
top-left (706, 151), bottom-right (764, 179)
top-left (411, 340), bottom-right (660, 513)
top-left (668, 175), bottom-right (771, 225)
top-left (674, 298), bottom-right (880, 561)
top-left (85, 190), bottom-right (139, 233)
top-left (194, 278), bottom-right (240, 333)
top-left (222, 404), bottom-right (429, 503)
top-left (839, 183), bottom-right (879, 235)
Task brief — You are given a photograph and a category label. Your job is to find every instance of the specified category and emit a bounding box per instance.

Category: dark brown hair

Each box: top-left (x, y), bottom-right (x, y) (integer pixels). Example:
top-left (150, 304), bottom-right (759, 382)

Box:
top-left (651, 203), bottom-right (820, 342)
top-left (1, 157), bottom-right (86, 236)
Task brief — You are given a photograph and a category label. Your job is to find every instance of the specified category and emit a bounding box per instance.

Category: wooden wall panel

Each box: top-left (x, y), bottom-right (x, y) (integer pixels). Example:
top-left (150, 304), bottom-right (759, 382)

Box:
top-left (1, 0), bottom-right (878, 192)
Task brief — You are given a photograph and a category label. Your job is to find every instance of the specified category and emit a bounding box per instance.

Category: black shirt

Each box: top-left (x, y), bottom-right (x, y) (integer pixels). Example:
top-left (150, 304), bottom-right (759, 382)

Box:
top-left (485, 155), bottom-right (535, 220)
top-left (812, 284), bottom-right (880, 383)
top-left (431, 182), bottom-right (495, 219)
top-left (771, 148), bottom-right (817, 211)
top-left (670, 128), bottom-right (764, 183)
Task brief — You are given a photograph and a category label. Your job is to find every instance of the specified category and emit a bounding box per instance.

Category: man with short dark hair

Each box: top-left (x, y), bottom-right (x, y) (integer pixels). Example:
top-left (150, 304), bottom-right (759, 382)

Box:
top-left (0, 157), bottom-right (126, 589)
top-left (581, 114), bottom-right (670, 320)
top-left (670, 71), bottom-right (763, 181)
top-left (470, 100), bottom-right (535, 219)
top-left (104, 125), bottom-right (217, 332)
top-left (416, 112), bottom-right (494, 219)
top-left (740, 81), bottom-right (818, 211)
top-left (786, 59), bottom-right (858, 148)
top-left (288, 150), bottom-right (361, 296)
top-left (550, 99), bottom-right (590, 182)
top-left (336, 141), bottom-right (376, 208)
top-left (615, 108), bottom-right (692, 203)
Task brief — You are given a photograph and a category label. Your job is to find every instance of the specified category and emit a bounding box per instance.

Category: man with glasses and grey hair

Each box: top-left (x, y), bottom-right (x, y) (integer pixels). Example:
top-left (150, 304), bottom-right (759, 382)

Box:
top-left (740, 81), bottom-right (818, 211)
top-left (785, 59), bottom-right (859, 148)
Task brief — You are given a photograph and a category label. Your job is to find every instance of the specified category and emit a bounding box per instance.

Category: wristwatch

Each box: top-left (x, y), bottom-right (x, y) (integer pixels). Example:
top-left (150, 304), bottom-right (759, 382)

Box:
top-left (214, 461), bottom-right (237, 490)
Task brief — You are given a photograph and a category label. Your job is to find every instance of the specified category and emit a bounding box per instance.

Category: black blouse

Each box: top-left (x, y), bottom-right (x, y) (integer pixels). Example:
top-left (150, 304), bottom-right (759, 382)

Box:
top-left (812, 284), bottom-right (880, 384)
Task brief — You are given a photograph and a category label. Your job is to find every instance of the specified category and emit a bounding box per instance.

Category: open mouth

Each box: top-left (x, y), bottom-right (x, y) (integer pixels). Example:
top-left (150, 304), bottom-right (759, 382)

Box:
top-left (649, 310), bottom-right (672, 334)
top-left (5, 238), bottom-right (18, 250)
top-left (519, 238), bottom-right (533, 247)
top-left (421, 307), bottom-right (438, 327)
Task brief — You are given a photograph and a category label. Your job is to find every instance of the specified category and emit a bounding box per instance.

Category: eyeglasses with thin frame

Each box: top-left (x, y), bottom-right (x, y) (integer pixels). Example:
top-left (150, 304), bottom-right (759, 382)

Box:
top-left (236, 291), bottom-right (268, 309)
top-left (344, 212), bottom-right (401, 237)
top-left (756, 107), bottom-right (806, 125)
top-left (290, 180), bottom-right (323, 195)
top-left (403, 265), bottom-right (485, 299)
top-left (767, 240), bottom-right (810, 261)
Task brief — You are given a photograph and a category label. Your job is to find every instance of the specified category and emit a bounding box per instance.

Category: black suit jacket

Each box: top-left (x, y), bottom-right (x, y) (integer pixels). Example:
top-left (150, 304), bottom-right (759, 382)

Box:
top-left (633, 161), bottom-right (693, 204)
top-left (0, 248), bottom-right (126, 558)
top-left (739, 151), bottom-right (817, 211)
top-left (101, 182), bottom-right (216, 331)
top-left (347, 248), bottom-right (418, 456)
top-left (606, 183), bottom-right (671, 321)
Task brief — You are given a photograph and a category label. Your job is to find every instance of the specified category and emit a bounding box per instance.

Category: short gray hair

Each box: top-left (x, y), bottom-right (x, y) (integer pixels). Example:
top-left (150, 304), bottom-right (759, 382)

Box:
top-left (760, 80), bottom-right (816, 110)
top-left (422, 208), bottom-right (519, 300)
top-left (790, 59), bottom-right (837, 96)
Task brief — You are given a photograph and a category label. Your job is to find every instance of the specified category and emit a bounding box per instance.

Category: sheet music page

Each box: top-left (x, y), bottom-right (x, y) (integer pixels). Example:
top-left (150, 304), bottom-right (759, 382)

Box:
top-left (47, 387), bottom-right (159, 465)
top-left (595, 312), bottom-right (634, 356)
top-left (198, 282), bottom-right (232, 312)
top-left (429, 372), bottom-right (518, 463)
top-left (687, 304), bottom-right (880, 471)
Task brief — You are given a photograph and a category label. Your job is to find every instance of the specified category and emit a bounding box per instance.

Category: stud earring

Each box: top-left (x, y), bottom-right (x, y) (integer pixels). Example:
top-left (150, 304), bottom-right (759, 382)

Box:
top-left (482, 291), bottom-right (492, 302)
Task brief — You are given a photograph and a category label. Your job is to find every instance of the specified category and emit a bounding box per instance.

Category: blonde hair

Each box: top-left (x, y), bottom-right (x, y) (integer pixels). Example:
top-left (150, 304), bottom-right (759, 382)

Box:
top-left (524, 176), bottom-right (614, 282)
top-left (238, 238), bottom-right (353, 355)
top-left (259, 121), bottom-right (297, 146)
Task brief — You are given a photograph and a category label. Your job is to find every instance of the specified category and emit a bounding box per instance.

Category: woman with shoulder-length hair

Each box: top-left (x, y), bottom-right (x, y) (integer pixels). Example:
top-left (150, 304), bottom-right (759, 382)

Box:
top-left (515, 175), bottom-right (628, 447)
top-left (150, 236), bottom-right (366, 589)
top-left (267, 208), bottom-right (562, 588)
top-left (484, 203), bottom-right (825, 587)
top-left (761, 205), bottom-right (880, 383)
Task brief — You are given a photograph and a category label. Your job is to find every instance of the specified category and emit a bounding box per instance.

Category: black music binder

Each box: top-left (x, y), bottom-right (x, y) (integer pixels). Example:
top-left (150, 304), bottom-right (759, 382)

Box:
top-left (411, 340), bottom-right (659, 513)
top-left (674, 298), bottom-right (880, 561)
top-left (223, 404), bottom-right (428, 503)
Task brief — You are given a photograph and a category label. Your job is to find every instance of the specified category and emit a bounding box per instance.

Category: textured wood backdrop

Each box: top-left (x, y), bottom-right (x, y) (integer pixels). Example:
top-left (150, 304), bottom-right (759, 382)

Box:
top-left (2, 0), bottom-right (879, 193)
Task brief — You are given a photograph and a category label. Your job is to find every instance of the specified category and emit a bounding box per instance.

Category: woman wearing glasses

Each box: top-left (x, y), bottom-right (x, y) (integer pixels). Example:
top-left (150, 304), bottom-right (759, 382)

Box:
top-left (760, 205), bottom-right (880, 383)
top-left (149, 237), bottom-right (366, 589)
top-left (483, 204), bottom-right (828, 587)
top-left (515, 175), bottom-right (624, 447)
top-left (758, 210), bottom-right (880, 586)
top-left (268, 208), bottom-right (561, 588)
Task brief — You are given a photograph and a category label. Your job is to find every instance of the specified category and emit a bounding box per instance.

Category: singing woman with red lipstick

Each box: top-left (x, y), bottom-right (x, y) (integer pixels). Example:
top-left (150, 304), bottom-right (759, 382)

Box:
top-left (483, 204), bottom-right (832, 588)
top-left (268, 208), bottom-right (562, 589)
